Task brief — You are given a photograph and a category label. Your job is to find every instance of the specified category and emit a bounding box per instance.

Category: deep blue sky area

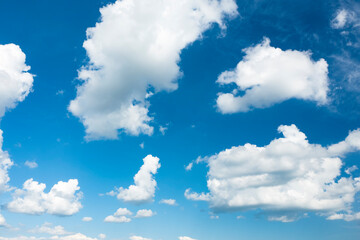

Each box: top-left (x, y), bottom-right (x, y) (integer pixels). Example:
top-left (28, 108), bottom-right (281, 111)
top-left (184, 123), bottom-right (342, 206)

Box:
top-left (0, 0), bottom-right (360, 240)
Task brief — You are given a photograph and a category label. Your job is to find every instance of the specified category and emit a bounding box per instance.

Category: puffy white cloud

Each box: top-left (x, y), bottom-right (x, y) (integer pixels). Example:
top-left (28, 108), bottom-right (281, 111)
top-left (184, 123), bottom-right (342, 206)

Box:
top-left (178, 237), bottom-right (197, 240)
top-left (135, 209), bottom-right (155, 218)
top-left (0, 43), bottom-right (33, 118)
top-left (216, 38), bottom-right (329, 113)
top-left (7, 178), bottom-right (82, 216)
top-left (186, 124), bottom-right (360, 221)
top-left (159, 198), bottom-right (177, 206)
top-left (0, 130), bottom-right (13, 193)
top-left (116, 155), bottom-right (160, 203)
top-left (129, 236), bottom-right (151, 240)
top-left (30, 222), bottom-right (69, 235)
top-left (0, 213), bottom-right (7, 227)
top-left (68, 0), bottom-right (238, 140)
top-left (104, 207), bottom-right (132, 223)
top-left (51, 233), bottom-right (97, 240)
top-left (82, 217), bottom-right (93, 222)
top-left (24, 161), bottom-right (38, 169)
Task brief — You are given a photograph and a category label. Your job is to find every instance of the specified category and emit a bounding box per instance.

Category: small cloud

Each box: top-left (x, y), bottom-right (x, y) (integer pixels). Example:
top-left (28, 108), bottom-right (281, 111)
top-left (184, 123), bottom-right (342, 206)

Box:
top-left (135, 209), bottom-right (155, 218)
top-left (159, 199), bottom-right (177, 206)
top-left (185, 162), bottom-right (193, 171)
top-left (159, 125), bottom-right (168, 135)
top-left (210, 215), bottom-right (219, 219)
top-left (130, 236), bottom-right (152, 240)
top-left (236, 215), bottom-right (245, 220)
top-left (56, 89), bottom-right (64, 95)
top-left (98, 233), bottom-right (106, 239)
top-left (139, 142), bottom-right (144, 149)
top-left (82, 217), bottom-right (93, 222)
top-left (24, 161), bottom-right (38, 169)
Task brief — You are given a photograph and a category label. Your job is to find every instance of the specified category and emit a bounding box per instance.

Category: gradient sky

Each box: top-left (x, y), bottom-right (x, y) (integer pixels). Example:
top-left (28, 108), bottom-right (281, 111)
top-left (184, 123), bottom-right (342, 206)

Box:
top-left (0, 0), bottom-right (360, 240)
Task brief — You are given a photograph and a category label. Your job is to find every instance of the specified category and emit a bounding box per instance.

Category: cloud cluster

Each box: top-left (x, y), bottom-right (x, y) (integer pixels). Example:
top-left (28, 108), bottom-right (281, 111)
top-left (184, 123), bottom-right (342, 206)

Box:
top-left (7, 178), bottom-right (82, 216)
top-left (216, 38), bottom-right (329, 113)
top-left (186, 124), bottom-right (360, 221)
top-left (104, 208), bottom-right (155, 223)
top-left (30, 223), bottom-right (69, 235)
top-left (68, 0), bottom-right (238, 140)
top-left (0, 43), bottom-right (33, 118)
top-left (116, 155), bottom-right (160, 203)
top-left (0, 130), bottom-right (13, 193)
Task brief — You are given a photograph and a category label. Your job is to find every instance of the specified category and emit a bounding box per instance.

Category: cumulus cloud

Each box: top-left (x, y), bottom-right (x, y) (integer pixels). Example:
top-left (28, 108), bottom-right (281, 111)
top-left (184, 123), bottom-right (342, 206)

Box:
top-left (159, 199), bottom-right (177, 206)
top-left (0, 214), bottom-right (7, 227)
top-left (104, 208), bottom-right (132, 223)
top-left (116, 155), bottom-right (160, 203)
top-left (30, 222), bottom-right (69, 235)
top-left (135, 209), bottom-right (155, 218)
top-left (0, 43), bottom-right (33, 118)
top-left (130, 236), bottom-right (151, 240)
top-left (82, 217), bottom-right (93, 222)
top-left (7, 178), bottom-right (82, 216)
top-left (186, 124), bottom-right (360, 221)
top-left (51, 233), bottom-right (97, 240)
top-left (0, 130), bottom-right (13, 193)
top-left (178, 237), bottom-right (197, 240)
top-left (68, 0), bottom-right (238, 140)
top-left (216, 38), bottom-right (329, 113)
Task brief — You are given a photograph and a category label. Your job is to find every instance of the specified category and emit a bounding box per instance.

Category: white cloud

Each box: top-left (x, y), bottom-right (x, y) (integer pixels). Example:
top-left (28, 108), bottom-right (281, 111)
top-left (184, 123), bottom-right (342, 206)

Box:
top-left (130, 236), bottom-right (151, 240)
top-left (68, 0), bottom-right (238, 140)
top-left (216, 38), bottom-right (329, 113)
top-left (159, 199), bottom-right (177, 206)
top-left (178, 237), bottom-right (197, 240)
top-left (159, 125), bottom-right (168, 135)
top-left (104, 215), bottom-right (131, 223)
top-left (186, 124), bottom-right (360, 221)
top-left (116, 155), bottom-right (160, 203)
top-left (135, 209), bottom-right (155, 218)
top-left (0, 43), bottom-right (33, 118)
top-left (24, 161), bottom-right (38, 169)
top-left (0, 130), bottom-right (13, 193)
top-left (7, 178), bottom-right (82, 216)
top-left (0, 214), bottom-right (7, 227)
top-left (98, 234), bottom-right (106, 239)
top-left (184, 189), bottom-right (210, 201)
top-left (104, 208), bottom-right (132, 223)
top-left (331, 9), bottom-right (350, 29)
top-left (82, 217), bottom-right (93, 222)
top-left (52, 233), bottom-right (97, 240)
top-left (30, 222), bottom-right (69, 235)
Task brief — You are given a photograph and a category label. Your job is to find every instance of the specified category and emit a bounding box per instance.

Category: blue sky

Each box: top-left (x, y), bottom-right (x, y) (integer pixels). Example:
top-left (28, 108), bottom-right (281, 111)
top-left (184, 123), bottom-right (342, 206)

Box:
top-left (0, 0), bottom-right (360, 239)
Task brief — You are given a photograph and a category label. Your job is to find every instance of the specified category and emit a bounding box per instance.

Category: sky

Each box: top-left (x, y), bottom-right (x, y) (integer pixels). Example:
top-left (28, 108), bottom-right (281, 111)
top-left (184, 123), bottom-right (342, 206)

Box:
top-left (0, 0), bottom-right (360, 239)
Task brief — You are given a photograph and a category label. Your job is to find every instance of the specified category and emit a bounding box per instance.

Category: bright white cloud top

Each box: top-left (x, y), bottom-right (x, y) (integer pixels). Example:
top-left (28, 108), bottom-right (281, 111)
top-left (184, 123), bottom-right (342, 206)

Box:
top-left (7, 178), bottom-right (82, 216)
top-left (185, 124), bottom-right (360, 221)
top-left (0, 43), bottom-right (33, 118)
top-left (68, 0), bottom-right (238, 140)
top-left (216, 38), bottom-right (329, 113)
top-left (116, 155), bottom-right (160, 203)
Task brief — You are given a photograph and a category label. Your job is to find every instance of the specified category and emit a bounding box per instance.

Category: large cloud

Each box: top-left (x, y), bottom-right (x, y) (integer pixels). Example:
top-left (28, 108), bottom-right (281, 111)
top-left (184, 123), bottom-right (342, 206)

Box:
top-left (115, 155), bottom-right (160, 203)
top-left (185, 124), bottom-right (360, 221)
top-left (68, 0), bottom-right (238, 140)
top-left (7, 178), bottom-right (82, 216)
top-left (0, 43), bottom-right (33, 118)
top-left (216, 38), bottom-right (329, 113)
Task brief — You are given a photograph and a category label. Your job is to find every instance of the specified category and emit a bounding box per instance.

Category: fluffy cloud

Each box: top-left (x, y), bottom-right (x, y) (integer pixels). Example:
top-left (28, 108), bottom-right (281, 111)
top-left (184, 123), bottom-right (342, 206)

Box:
top-left (0, 43), bottom-right (33, 118)
top-left (186, 124), bottom-right (360, 221)
top-left (82, 217), bottom-right (93, 222)
top-left (130, 236), bottom-right (151, 240)
top-left (104, 208), bottom-right (132, 223)
top-left (135, 209), bottom-right (155, 218)
top-left (30, 223), bottom-right (69, 235)
top-left (178, 237), bottom-right (197, 240)
top-left (51, 233), bottom-right (97, 240)
top-left (7, 178), bottom-right (82, 216)
top-left (216, 38), bottom-right (329, 113)
top-left (159, 198), bottom-right (177, 206)
top-left (68, 0), bottom-right (238, 140)
top-left (0, 130), bottom-right (13, 193)
top-left (116, 155), bottom-right (160, 203)
top-left (0, 214), bottom-right (6, 227)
